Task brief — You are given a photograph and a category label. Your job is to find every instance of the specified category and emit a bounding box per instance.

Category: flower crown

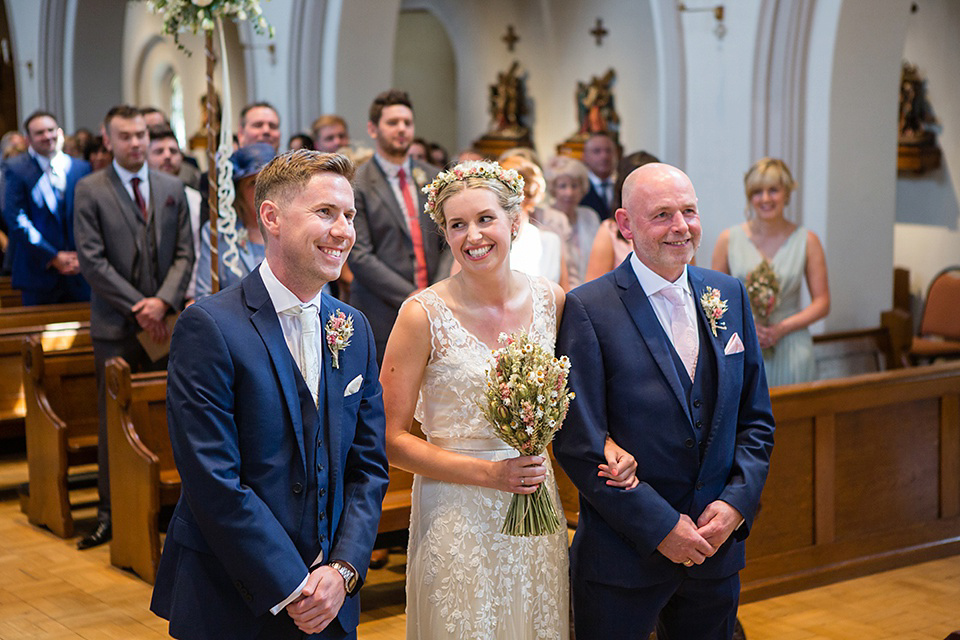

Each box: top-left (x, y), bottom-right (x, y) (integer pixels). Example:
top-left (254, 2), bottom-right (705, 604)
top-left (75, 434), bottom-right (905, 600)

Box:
top-left (421, 161), bottom-right (525, 226)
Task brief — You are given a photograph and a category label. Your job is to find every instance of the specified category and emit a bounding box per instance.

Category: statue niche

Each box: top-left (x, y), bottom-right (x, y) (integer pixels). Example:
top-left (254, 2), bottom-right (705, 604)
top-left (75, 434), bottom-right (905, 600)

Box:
top-left (472, 61), bottom-right (533, 159)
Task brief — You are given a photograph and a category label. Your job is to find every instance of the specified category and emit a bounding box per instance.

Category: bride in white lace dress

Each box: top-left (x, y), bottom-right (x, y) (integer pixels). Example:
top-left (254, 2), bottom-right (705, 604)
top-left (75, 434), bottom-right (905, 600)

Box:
top-left (381, 162), bottom-right (638, 639)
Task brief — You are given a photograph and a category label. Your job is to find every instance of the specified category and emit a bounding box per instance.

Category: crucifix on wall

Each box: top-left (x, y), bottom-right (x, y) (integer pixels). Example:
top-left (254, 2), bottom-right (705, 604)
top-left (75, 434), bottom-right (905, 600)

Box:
top-left (502, 25), bottom-right (519, 52)
top-left (590, 18), bottom-right (608, 46)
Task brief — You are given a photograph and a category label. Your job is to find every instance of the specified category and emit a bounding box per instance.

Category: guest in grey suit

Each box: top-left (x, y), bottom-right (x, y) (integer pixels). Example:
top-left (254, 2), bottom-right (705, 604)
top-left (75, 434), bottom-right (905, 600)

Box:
top-left (347, 90), bottom-right (450, 363)
top-left (74, 105), bottom-right (194, 550)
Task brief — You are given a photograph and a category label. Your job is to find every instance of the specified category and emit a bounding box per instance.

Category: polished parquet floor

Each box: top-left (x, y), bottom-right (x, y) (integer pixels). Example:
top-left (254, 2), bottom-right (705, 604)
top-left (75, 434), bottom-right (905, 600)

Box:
top-left (0, 442), bottom-right (958, 640)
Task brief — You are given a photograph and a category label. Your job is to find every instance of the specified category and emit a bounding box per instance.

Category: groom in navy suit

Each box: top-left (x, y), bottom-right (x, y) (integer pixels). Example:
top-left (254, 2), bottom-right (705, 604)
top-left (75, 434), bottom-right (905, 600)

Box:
top-left (151, 151), bottom-right (390, 639)
top-left (555, 163), bottom-right (775, 639)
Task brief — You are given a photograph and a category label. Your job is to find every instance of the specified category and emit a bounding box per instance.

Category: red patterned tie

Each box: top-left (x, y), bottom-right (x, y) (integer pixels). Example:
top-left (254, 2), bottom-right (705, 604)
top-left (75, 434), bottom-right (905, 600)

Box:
top-left (397, 168), bottom-right (429, 290)
top-left (131, 177), bottom-right (148, 220)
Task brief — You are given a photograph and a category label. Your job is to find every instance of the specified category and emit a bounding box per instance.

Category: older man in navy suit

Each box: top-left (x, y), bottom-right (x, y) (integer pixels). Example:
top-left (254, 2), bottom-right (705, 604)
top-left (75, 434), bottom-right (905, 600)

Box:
top-left (151, 151), bottom-right (389, 639)
top-left (555, 163), bottom-right (775, 640)
top-left (2, 110), bottom-right (91, 304)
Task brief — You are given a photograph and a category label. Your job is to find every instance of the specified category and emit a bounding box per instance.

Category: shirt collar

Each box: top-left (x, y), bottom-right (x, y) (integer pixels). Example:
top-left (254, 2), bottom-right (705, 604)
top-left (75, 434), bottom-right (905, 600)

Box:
top-left (629, 251), bottom-right (690, 298)
top-left (259, 258), bottom-right (323, 313)
top-left (28, 146), bottom-right (53, 171)
top-left (112, 159), bottom-right (148, 185)
top-left (587, 170), bottom-right (614, 188)
top-left (374, 153), bottom-right (411, 179)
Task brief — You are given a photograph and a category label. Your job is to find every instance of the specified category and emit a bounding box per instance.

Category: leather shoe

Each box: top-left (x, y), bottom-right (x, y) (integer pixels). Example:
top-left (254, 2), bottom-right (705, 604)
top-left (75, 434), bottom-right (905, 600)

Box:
top-left (78, 521), bottom-right (112, 550)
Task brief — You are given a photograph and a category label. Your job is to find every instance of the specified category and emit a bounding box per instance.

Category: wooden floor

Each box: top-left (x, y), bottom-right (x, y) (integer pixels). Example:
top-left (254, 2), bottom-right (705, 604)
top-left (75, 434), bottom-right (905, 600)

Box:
top-left (1, 443), bottom-right (958, 639)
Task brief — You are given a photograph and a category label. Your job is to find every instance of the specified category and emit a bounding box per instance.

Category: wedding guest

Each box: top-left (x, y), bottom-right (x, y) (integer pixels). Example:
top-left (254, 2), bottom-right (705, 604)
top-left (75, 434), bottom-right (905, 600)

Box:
top-left (83, 136), bottom-right (112, 172)
top-left (3, 110), bottom-right (91, 305)
top-left (288, 133), bottom-right (315, 151)
top-left (555, 162), bottom-right (775, 640)
top-left (311, 114), bottom-right (350, 153)
top-left (428, 142), bottom-right (448, 168)
top-left (579, 132), bottom-right (619, 220)
top-left (238, 102), bottom-right (281, 151)
top-left (711, 157), bottom-right (830, 386)
top-left (585, 150), bottom-right (659, 281)
top-left (545, 156), bottom-right (600, 287)
top-left (498, 155), bottom-right (569, 289)
top-left (381, 160), bottom-right (637, 639)
top-left (407, 138), bottom-right (429, 164)
top-left (195, 143), bottom-right (275, 298)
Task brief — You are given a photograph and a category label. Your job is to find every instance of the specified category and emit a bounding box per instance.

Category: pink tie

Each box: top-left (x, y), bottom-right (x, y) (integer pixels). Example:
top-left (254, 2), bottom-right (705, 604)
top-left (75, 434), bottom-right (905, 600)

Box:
top-left (660, 286), bottom-right (698, 381)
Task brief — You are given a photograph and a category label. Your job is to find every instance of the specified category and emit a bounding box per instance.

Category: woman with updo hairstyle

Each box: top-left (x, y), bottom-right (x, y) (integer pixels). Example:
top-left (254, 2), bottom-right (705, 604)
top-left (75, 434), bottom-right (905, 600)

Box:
top-left (381, 161), bottom-right (638, 638)
top-left (711, 157), bottom-right (830, 386)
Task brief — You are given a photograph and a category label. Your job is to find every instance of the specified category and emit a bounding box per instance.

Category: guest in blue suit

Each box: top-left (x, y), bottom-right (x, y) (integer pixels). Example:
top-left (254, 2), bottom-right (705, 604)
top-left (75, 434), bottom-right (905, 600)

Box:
top-left (554, 163), bottom-right (775, 640)
top-left (2, 111), bottom-right (91, 304)
top-left (151, 151), bottom-right (390, 639)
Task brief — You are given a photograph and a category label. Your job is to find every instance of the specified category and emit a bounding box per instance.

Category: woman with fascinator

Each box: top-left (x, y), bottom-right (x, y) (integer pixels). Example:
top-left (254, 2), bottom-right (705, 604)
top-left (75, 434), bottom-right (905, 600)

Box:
top-left (381, 161), bottom-right (638, 638)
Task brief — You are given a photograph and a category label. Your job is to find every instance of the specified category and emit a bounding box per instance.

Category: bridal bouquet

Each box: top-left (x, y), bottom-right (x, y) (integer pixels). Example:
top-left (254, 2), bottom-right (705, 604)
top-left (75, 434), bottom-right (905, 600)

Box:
top-left (479, 331), bottom-right (574, 537)
top-left (745, 259), bottom-right (780, 324)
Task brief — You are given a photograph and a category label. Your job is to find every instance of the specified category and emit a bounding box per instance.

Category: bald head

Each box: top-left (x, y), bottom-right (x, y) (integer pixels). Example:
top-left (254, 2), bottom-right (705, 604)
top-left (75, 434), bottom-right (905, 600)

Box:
top-left (616, 163), bottom-right (701, 281)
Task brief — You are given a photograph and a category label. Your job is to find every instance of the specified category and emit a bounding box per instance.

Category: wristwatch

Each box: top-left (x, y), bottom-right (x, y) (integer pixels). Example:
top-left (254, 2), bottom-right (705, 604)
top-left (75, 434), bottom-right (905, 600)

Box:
top-left (329, 560), bottom-right (358, 595)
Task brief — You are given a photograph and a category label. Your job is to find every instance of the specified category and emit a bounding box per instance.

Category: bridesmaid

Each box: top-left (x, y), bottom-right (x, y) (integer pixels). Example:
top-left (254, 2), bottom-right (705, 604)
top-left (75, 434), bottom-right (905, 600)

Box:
top-left (711, 157), bottom-right (830, 386)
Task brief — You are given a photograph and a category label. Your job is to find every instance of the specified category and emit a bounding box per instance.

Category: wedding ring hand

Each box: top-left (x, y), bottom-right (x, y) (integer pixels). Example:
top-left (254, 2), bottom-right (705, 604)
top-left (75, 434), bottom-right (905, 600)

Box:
top-left (683, 560), bottom-right (694, 567)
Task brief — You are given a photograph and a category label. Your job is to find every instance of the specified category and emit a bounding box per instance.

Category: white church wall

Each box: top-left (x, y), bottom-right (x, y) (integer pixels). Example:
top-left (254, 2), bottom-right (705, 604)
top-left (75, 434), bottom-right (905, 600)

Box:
top-left (894, 0), bottom-right (960, 307)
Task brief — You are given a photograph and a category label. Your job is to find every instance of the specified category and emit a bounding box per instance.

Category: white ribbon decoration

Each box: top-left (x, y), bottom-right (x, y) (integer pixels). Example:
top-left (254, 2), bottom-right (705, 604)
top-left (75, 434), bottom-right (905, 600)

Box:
top-left (215, 16), bottom-right (243, 278)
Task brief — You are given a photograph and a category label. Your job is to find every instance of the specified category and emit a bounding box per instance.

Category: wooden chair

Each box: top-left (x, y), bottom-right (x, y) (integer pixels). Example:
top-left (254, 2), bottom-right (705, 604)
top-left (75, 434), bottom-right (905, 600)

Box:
top-left (22, 336), bottom-right (98, 537)
top-left (909, 266), bottom-right (960, 363)
top-left (0, 275), bottom-right (23, 308)
top-left (105, 357), bottom-right (179, 584)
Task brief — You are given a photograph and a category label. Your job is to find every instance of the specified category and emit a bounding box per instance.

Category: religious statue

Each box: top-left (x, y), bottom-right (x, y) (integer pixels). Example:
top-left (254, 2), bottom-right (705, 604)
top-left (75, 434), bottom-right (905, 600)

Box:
top-left (473, 60), bottom-right (533, 158)
top-left (576, 69), bottom-right (619, 143)
top-left (896, 61), bottom-right (941, 174)
top-left (488, 61), bottom-right (529, 139)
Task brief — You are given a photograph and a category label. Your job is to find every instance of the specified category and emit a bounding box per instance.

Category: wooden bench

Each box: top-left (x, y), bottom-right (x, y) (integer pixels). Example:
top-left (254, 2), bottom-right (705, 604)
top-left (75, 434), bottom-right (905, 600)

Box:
top-left (742, 361), bottom-right (960, 601)
top-left (811, 326), bottom-right (896, 380)
top-left (0, 320), bottom-right (91, 438)
top-left (22, 336), bottom-right (98, 537)
top-left (0, 276), bottom-right (22, 308)
top-left (0, 301), bottom-right (89, 331)
top-left (105, 357), bottom-right (178, 584)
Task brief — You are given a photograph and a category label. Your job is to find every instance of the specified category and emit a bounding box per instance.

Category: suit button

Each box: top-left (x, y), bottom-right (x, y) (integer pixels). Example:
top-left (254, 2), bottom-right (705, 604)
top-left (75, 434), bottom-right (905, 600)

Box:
top-left (696, 481), bottom-right (704, 490)
top-left (319, 511), bottom-right (325, 520)
top-left (317, 463), bottom-right (324, 472)
top-left (693, 399), bottom-right (702, 408)
top-left (684, 438), bottom-right (694, 448)
top-left (319, 488), bottom-right (326, 498)
top-left (292, 483), bottom-right (303, 495)
top-left (317, 437), bottom-right (323, 446)
top-left (695, 420), bottom-right (702, 429)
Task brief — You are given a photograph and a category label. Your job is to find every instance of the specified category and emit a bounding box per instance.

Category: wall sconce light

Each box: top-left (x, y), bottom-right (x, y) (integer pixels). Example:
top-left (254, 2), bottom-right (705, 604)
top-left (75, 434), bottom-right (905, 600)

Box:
top-left (678, 3), bottom-right (726, 39)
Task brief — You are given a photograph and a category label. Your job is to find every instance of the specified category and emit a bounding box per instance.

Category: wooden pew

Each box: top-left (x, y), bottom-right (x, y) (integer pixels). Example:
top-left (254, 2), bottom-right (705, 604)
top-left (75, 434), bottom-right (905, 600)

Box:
top-left (0, 276), bottom-right (23, 308)
top-left (742, 361), bottom-right (960, 601)
top-left (22, 336), bottom-right (98, 537)
top-left (0, 320), bottom-right (91, 437)
top-left (0, 301), bottom-right (89, 331)
top-left (105, 357), bottom-right (178, 584)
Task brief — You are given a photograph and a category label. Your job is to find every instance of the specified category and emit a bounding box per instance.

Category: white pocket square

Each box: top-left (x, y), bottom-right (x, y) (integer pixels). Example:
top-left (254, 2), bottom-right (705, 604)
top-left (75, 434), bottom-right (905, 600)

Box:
top-left (344, 374), bottom-right (363, 396)
top-left (724, 332), bottom-right (745, 355)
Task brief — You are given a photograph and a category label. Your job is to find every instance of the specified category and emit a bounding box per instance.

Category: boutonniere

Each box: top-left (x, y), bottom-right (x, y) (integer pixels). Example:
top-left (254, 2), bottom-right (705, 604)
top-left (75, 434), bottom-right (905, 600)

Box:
top-left (165, 195), bottom-right (176, 208)
top-left (699, 287), bottom-right (729, 337)
top-left (412, 167), bottom-right (428, 188)
top-left (325, 309), bottom-right (354, 369)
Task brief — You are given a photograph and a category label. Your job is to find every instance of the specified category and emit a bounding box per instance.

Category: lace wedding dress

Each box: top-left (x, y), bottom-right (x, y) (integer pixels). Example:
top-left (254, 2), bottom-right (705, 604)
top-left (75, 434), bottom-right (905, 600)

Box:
top-left (404, 274), bottom-right (570, 639)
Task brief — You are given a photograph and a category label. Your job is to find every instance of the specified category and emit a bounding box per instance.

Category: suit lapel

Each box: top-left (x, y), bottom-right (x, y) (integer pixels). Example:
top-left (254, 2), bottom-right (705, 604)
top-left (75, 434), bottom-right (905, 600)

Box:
top-left (368, 160), bottom-right (409, 239)
top-left (244, 269), bottom-right (308, 472)
top-left (614, 261), bottom-right (691, 422)
top-left (319, 294), bottom-right (344, 502)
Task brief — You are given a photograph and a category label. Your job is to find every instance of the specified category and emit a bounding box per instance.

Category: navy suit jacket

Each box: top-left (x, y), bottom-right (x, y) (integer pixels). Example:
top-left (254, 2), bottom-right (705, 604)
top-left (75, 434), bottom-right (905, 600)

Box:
top-left (579, 180), bottom-right (611, 220)
top-left (554, 259), bottom-right (775, 588)
top-left (151, 267), bottom-right (390, 639)
top-left (2, 152), bottom-right (90, 292)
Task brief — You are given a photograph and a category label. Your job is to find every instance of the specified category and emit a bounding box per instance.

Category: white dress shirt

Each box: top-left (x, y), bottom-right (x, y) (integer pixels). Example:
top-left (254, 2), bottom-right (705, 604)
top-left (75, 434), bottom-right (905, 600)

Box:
top-left (112, 160), bottom-right (150, 211)
top-left (628, 252), bottom-right (699, 356)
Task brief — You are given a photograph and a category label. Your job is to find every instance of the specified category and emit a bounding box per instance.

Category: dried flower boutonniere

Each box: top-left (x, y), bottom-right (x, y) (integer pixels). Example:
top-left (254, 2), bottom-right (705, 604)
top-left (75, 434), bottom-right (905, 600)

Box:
top-left (699, 287), bottom-right (729, 337)
top-left (412, 167), bottom-right (429, 188)
top-left (325, 309), bottom-right (354, 369)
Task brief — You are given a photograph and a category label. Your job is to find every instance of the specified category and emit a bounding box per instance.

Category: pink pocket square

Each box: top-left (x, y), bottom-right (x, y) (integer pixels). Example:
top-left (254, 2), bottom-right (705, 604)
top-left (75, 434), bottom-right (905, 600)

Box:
top-left (724, 332), bottom-right (745, 355)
